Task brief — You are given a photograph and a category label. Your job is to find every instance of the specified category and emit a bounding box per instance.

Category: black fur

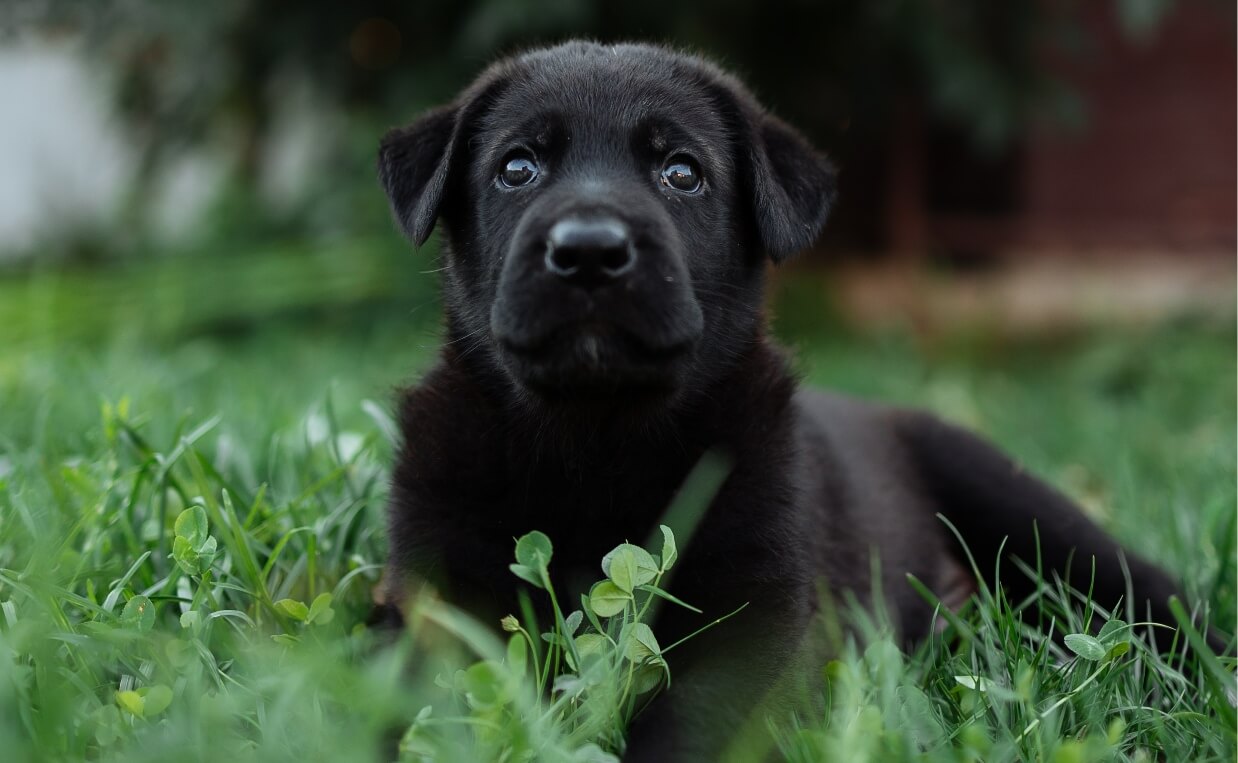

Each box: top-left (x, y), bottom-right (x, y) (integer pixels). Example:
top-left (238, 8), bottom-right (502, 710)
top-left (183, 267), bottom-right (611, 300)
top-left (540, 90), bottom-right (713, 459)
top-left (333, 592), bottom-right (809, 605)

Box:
top-left (375, 42), bottom-right (1212, 762)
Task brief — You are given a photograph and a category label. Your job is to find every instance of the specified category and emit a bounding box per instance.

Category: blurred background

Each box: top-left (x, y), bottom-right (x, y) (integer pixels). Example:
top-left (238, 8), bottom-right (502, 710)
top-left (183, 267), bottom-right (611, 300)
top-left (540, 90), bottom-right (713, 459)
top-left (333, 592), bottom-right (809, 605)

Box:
top-left (0, 0), bottom-right (1233, 346)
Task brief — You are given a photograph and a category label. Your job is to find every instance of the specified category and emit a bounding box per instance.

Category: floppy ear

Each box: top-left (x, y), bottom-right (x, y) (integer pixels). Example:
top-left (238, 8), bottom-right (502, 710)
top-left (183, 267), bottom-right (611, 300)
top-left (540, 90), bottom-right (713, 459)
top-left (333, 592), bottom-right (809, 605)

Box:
top-left (746, 114), bottom-right (838, 262)
top-left (378, 106), bottom-right (458, 247)
top-left (380, 71), bottom-right (512, 246)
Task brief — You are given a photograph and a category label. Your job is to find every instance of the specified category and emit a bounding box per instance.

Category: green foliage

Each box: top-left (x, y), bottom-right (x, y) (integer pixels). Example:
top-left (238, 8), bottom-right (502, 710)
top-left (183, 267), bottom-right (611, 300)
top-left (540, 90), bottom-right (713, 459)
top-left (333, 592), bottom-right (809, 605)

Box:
top-left (777, 583), bottom-right (1235, 763)
top-left (0, 239), bottom-right (436, 349)
top-left (400, 526), bottom-right (704, 761)
top-left (0, 385), bottom-right (408, 760)
top-left (0, 311), bottom-right (1232, 760)
top-left (172, 506), bottom-right (217, 575)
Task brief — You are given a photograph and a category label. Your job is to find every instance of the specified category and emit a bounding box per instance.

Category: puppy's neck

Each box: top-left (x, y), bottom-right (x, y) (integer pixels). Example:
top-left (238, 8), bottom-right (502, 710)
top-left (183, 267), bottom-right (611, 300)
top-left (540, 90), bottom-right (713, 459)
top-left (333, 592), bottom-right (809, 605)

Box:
top-left (436, 328), bottom-right (796, 453)
top-left (392, 331), bottom-right (798, 518)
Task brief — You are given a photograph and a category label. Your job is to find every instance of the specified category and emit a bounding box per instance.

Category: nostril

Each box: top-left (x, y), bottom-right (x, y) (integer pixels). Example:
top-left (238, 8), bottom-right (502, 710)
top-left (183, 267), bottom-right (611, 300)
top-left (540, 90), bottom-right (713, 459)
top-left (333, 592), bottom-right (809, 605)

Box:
top-left (600, 246), bottom-right (634, 275)
top-left (546, 246), bottom-right (579, 276)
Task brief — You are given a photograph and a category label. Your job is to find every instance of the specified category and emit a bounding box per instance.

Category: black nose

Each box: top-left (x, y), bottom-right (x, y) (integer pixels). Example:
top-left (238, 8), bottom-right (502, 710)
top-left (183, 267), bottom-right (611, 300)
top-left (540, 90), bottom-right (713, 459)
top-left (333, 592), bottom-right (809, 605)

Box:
top-left (544, 217), bottom-right (635, 288)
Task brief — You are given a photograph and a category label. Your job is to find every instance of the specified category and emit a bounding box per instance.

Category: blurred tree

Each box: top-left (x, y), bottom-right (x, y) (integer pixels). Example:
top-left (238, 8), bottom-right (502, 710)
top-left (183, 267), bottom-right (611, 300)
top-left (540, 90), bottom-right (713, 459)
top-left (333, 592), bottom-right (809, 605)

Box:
top-left (8, 0), bottom-right (1204, 248)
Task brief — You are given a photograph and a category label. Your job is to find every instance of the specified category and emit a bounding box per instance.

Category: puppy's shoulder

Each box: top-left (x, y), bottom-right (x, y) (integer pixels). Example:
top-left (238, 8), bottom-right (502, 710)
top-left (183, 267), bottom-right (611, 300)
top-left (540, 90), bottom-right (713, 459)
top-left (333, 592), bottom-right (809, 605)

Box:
top-left (790, 387), bottom-right (935, 481)
top-left (392, 357), bottom-right (509, 474)
top-left (793, 387), bottom-right (901, 437)
top-left (793, 387), bottom-right (955, 440)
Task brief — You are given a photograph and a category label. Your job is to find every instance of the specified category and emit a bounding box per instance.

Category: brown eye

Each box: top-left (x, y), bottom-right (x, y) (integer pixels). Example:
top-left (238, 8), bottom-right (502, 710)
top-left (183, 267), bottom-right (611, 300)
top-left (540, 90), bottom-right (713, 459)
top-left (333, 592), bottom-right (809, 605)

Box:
top-left (659, 157), bottom-right (702, 193)
top-left (499, 153), bottom-right (539, 188)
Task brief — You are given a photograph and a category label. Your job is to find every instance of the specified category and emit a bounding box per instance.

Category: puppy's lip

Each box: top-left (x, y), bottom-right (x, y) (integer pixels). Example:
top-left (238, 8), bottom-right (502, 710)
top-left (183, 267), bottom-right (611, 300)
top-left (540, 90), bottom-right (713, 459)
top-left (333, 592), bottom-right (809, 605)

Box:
top-left (496, 320), bottom-right (698, 360)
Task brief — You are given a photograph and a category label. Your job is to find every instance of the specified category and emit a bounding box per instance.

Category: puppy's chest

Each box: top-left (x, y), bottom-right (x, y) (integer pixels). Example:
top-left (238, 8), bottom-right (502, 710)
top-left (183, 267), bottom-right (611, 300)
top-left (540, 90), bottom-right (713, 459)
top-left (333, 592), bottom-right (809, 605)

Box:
top-left (426, 471), bottom-right (680, 618)
top-left (503, 463), bottom-right (679, 547)
top-left (407, 433), bottom-right (679, 526)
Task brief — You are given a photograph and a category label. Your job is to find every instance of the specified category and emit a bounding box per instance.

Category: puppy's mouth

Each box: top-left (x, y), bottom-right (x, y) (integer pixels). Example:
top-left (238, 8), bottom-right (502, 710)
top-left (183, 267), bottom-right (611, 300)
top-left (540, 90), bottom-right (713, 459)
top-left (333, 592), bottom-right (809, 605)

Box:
top-left (496, 321), bottom-right (696, 393)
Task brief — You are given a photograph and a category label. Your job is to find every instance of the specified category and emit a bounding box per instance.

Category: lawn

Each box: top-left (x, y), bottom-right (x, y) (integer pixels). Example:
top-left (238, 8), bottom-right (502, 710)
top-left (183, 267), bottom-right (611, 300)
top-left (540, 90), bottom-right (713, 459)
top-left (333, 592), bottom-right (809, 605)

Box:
top-left (0, 269), bottom-right (1234, 762)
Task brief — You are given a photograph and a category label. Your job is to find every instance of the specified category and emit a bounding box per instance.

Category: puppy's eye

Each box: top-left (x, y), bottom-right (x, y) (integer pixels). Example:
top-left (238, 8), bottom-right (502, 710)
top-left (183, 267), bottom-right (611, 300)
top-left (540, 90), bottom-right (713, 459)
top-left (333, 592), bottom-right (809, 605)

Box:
top-left (659, 157), bottom-right (702, 193)
top-left (499, 153), bottom-right (539, 188)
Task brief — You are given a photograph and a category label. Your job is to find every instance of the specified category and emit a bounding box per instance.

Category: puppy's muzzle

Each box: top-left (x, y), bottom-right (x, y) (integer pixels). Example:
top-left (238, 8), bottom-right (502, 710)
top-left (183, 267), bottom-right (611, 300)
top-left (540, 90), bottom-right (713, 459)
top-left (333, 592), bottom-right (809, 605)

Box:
top-left (544, 216), bottom-right (636, 290)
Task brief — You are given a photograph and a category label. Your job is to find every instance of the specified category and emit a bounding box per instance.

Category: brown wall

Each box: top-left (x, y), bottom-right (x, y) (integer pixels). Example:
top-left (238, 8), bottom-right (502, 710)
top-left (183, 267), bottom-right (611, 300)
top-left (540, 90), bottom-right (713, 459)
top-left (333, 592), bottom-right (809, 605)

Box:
top-left (1020, 1), bottom-right (1236, 249)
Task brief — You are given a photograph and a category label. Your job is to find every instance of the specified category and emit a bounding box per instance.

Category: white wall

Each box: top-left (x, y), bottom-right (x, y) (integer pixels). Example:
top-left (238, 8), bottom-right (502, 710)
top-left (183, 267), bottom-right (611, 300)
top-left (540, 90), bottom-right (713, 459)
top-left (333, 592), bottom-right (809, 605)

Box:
top-left (0, 40), bottom-right (134, 255)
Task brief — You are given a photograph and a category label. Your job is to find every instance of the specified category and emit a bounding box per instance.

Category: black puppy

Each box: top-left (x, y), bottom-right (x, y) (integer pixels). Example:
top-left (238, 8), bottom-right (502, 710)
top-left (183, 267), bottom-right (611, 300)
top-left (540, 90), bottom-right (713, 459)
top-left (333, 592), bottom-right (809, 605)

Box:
top-left (376, 41), bottom-right (1205, 761)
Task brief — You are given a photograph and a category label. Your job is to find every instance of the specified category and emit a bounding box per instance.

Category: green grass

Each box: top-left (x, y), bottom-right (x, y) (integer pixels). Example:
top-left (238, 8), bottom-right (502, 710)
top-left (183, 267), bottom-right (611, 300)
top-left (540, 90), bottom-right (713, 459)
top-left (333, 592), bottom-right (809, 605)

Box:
top-left (1, 280), bottom-right (1234, 761)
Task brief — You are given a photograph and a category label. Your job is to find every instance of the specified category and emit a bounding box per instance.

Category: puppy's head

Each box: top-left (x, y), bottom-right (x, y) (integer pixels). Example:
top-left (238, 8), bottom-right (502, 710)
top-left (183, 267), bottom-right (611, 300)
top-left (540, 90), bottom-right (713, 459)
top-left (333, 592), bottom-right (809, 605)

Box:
top-left (380, 42), bottom-right (835, 406)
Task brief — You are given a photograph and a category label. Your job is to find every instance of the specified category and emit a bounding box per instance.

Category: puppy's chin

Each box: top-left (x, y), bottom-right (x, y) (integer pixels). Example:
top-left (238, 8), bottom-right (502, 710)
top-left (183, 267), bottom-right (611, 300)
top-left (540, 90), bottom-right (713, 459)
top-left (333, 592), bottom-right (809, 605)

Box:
top-left (496, 324), bottom-right (693, 403)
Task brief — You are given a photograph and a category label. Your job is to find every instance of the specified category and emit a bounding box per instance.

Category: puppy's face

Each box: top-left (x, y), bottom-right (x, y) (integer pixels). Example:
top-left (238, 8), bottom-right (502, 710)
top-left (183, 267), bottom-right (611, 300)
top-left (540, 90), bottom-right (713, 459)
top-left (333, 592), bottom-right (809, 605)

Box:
top-left (380, 43), bottom-right (835, 407)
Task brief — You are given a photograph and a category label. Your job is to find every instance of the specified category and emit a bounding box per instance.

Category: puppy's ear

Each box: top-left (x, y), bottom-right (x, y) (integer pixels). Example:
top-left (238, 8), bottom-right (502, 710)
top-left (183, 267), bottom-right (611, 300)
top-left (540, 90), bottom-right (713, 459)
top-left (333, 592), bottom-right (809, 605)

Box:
top-left (746, 114), bottom-right (838, 262)
top-left (378, 72), bottom-right (509, 246)
top-left (378, 106), bottom-right (458, 247)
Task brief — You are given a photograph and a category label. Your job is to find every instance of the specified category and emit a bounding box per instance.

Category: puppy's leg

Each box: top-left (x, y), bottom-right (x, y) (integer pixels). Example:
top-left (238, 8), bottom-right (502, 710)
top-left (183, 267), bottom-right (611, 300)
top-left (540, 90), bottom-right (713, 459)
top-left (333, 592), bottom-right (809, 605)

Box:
top-left (896, 411), bottom-right (1227, 653)
top-left (366, 565), bottom-right (408, 635)
top-left (623, 587), bottom-right (810, 763)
